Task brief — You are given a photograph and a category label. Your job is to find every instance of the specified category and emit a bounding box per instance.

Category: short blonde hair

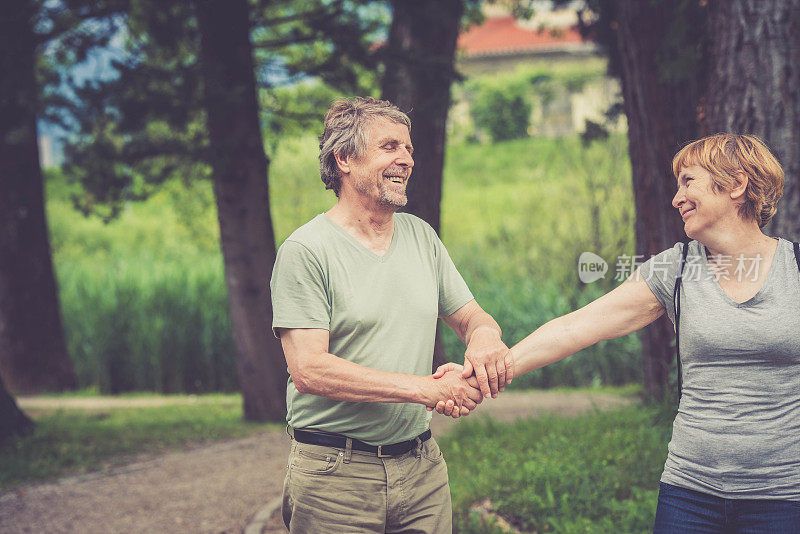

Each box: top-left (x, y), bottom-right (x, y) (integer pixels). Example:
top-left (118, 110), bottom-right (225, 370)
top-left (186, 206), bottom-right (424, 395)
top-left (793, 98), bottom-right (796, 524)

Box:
top-left (672, 134), bottom-right (784, 227)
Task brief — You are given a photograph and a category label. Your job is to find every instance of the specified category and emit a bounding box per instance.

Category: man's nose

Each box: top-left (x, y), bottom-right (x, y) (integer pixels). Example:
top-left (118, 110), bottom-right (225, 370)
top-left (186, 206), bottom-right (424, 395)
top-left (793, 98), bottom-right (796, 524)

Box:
top-left (397, 147), bottom-right (414, 168)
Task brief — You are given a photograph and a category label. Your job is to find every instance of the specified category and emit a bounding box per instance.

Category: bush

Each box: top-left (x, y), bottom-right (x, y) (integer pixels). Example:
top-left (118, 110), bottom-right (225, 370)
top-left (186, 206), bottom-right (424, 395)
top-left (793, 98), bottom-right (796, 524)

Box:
top-left (471, 82), bottom-right (532, 142)
top-left (57, 255), bottom-right (237, 394)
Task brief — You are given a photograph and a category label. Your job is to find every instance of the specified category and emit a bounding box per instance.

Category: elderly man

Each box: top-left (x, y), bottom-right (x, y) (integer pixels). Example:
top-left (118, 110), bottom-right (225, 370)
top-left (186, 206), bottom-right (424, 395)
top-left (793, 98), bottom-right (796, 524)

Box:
top-left (271, 97), bottom-right (513, 533)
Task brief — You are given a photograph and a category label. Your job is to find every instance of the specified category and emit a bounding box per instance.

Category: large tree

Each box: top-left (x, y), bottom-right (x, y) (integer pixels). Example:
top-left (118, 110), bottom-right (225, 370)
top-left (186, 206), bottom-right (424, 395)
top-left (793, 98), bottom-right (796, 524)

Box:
top-left (607, 0), bottom-right (702, 400)
top-left (380, 0), bottom-right (465, 370)
top-left (583, 0), bottom-right (800, 398)
top-left (0, 376), bottom-right (34, 443)
top-left (703, 0), bottom-right (800, 241)
top-left (0, 0), bottom-right (77, 394)
top-left (380, 0), bottom-right (464, 235)
top-left (195, 0), bottom-right (287, 421)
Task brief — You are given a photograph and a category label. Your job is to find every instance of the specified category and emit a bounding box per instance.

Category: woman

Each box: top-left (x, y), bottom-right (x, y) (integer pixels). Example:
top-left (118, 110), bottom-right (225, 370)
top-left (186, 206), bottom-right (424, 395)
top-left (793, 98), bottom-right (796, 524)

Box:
top-left (438, 134), bottom-right (800, 532)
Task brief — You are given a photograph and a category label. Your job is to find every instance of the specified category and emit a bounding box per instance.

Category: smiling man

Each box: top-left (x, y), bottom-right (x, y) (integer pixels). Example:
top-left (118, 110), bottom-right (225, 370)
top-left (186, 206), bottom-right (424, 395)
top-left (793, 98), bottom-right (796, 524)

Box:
top-left (270, 97), bottom-right (513, 533)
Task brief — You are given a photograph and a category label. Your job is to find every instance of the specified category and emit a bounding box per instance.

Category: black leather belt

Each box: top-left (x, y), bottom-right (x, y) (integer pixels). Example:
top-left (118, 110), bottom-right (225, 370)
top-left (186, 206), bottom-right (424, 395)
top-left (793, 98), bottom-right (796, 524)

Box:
top-left (293, 428), bottom-right (431, 458)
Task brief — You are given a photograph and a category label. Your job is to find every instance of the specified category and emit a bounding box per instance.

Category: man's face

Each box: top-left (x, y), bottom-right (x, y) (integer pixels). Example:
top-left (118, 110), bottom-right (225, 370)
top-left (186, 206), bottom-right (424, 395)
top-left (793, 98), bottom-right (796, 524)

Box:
top-left (342, 117), bottom-right (414, 209)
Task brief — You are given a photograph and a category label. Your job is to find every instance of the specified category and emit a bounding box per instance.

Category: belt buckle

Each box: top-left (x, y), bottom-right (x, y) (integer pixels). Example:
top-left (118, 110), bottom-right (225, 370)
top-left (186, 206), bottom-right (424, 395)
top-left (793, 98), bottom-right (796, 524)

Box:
top-left (376, 444), bottom-right (390, 458)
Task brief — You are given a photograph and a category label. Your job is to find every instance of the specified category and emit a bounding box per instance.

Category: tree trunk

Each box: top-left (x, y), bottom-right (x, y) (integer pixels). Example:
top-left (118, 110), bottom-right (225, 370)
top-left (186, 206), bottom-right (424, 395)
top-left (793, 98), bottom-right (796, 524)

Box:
top-left (704, 0), bottom-right (800, 241)
top-left (196, 0), bottom-right (287, 421)
top-left (381, 0), bottom-right (464, 371)
top-left (0, 0), bottom-right (77, 394)
top-left (0, 375), bottom-right (34, 443)
top-left (613, 0), bottom-right (702, 400)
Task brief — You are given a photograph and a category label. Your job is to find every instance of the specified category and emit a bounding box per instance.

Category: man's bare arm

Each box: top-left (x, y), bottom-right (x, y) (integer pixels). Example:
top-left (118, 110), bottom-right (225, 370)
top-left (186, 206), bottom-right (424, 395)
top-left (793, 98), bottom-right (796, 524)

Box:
top-left (279, 327), bottom-right (483, 411)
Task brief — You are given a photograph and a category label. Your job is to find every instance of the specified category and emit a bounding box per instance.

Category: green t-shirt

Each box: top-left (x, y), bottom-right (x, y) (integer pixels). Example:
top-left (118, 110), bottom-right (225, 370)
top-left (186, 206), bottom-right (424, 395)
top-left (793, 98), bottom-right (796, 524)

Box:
top-left (270, 212), bottom-right (473, 444)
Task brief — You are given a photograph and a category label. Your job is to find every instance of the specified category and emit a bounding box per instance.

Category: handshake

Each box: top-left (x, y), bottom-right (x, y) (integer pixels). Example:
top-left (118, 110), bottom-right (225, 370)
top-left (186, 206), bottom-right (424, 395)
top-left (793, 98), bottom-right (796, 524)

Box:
top-left (421, 326), bottom-right (515, 419)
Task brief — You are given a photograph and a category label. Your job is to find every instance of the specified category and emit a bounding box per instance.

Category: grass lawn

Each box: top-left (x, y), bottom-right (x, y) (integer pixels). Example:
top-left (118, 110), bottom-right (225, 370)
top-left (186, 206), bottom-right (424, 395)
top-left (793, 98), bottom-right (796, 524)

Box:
top-left (1, 393), bottom-right (275, 492)
top-left (441, 403), bottom-right (675, 534)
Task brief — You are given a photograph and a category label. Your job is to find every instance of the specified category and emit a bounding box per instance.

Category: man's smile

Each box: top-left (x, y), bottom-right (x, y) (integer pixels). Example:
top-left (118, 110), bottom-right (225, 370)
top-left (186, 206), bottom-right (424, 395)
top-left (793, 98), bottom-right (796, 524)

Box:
top-left (383, 168), bottom-right (408, 185)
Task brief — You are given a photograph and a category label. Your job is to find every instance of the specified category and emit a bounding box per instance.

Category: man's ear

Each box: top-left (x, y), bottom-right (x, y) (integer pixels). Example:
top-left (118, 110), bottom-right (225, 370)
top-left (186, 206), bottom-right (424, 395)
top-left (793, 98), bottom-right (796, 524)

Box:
top-left (730, 171), bottom-right (748, 200)
top-left (334, 152), bottom-right (350, 175)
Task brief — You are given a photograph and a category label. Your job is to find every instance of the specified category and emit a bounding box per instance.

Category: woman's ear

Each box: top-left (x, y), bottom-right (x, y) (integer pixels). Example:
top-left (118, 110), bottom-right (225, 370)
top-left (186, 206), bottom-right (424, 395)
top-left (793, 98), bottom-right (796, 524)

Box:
top-left (334, 152), bottom-right (350, 175)
top-left (730, 171), bottom-right (748, 200)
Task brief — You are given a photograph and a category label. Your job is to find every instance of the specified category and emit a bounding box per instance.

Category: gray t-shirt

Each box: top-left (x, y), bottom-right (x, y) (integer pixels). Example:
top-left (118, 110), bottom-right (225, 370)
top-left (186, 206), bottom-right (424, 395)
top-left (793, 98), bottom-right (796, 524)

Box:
top-left (640, 238), bottom-right (800, 500)
top-left (270, 213), bottom-right (473, 445)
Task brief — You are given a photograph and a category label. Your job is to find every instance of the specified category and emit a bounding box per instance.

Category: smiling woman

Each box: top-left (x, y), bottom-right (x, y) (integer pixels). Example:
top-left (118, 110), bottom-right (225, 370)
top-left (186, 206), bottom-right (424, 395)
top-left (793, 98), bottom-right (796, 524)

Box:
top-left (483, 133), bottom-right (800, 534)
top-left (671, 135), bottom-right (785, 249)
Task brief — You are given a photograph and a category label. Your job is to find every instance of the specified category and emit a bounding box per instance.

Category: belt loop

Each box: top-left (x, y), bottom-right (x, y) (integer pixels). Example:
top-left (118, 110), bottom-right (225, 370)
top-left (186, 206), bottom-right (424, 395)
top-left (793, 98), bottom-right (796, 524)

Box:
top-left (415, 437), bottom-right (422, 457)
top-left (343, 437), bottom-right (352, 463)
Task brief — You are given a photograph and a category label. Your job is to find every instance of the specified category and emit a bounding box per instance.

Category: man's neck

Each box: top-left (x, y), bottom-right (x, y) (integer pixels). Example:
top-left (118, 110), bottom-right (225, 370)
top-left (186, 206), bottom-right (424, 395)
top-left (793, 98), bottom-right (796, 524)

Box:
top-left (326, 196), bottom-right (397, 255)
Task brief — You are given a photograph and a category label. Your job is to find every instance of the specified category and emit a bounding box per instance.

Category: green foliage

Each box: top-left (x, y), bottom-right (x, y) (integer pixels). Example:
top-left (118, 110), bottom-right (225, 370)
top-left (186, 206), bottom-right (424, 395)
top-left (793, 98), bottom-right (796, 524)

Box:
top-left (471, 82), bottom-right (531, 142)
top-left (438, 134), bottom-right (639, 388)
top-left (268, 135), bottom-right (334, 241)
top-left (49, 134), bottom-right (640, 393)
top-left (47, 168), bottom-right (232, 393)
top-left (0, 394), bottom-right (269, 490)
top-left (441, 134), bottom-right (634, 295)
top-left (58, 0), bottom-right (382, 219)
top-left (58, 255), bottom-right (235, 394)
top-left (458, 61), bottom-right (608, 143)
top-left (441, 404), bottom-right (675, 533)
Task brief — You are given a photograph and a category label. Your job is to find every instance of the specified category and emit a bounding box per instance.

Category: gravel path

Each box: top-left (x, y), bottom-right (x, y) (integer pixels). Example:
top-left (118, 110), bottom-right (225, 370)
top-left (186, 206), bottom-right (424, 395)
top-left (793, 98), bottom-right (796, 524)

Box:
top-left (2, 391), bottom-right (631, 533)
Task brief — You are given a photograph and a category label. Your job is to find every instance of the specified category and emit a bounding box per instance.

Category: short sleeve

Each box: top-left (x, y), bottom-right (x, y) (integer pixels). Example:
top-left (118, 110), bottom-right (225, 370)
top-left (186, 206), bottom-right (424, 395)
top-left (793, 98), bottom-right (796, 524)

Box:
top-left (434, 236), bottom-right (474, 317)
top-left (637, 242), bottom-right (686, 325)
top-left (270, 240), bottom-right (331, 337)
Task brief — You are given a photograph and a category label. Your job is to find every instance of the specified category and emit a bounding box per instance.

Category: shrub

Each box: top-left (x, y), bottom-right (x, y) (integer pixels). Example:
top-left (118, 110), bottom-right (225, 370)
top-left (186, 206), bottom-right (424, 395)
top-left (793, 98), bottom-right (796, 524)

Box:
top-left (471, 82), bottom-right (532, 142)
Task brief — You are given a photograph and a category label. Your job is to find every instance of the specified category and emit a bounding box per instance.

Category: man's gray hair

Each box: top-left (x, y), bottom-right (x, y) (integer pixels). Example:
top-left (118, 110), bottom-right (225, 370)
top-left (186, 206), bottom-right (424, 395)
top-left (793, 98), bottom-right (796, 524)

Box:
top-left (319, 97), bottom-right (411, 196)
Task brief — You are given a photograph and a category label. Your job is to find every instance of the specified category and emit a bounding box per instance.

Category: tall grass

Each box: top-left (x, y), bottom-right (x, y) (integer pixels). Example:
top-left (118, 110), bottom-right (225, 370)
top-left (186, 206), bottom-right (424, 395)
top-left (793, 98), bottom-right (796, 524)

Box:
top-left (58, 254), bottom-right (236, 393)
top-left (48, 134), bottom-right (641, 393)
top-left (440, 134), bottom-right (640, 388)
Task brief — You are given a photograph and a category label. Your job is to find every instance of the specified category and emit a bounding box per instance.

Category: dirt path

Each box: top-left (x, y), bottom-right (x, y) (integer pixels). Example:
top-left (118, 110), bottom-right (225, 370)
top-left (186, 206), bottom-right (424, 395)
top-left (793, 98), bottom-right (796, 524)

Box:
top-left (2, 391), bottom-right (631, 534)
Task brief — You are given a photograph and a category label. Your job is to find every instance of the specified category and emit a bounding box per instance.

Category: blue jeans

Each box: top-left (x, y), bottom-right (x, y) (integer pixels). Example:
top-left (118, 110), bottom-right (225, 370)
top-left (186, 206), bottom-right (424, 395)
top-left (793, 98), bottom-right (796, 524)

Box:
top-left (654, 482), bottom-right (800, 533)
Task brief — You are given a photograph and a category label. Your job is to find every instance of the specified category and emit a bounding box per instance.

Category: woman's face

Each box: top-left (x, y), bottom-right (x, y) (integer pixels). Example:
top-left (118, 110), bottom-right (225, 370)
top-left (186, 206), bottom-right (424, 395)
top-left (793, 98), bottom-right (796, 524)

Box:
top-left (672, 165), bottom-right (735, 240)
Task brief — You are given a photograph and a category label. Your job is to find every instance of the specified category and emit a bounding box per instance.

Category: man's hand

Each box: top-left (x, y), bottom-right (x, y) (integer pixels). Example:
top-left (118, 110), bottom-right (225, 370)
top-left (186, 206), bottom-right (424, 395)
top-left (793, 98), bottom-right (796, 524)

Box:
top-left (421, 365), bottom-right (483, 419)
top-left (435, 327), bottom-right (514, 398)
top-left (426, 363), bottom-right (483, 418)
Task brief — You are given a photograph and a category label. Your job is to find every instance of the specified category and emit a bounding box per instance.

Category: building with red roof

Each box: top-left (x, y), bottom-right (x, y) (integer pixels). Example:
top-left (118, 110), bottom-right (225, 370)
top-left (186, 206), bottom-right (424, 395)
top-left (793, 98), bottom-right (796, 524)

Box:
top-left (450, 8), bottom-right (622, 139)
top-left (457, 14), bottom-right (597, 76)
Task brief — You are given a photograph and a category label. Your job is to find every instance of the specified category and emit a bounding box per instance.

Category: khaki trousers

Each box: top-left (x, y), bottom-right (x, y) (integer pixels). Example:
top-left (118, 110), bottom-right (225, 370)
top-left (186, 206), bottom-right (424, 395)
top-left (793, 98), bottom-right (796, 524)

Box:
top-left (281, 436), bottom-right (452, 533)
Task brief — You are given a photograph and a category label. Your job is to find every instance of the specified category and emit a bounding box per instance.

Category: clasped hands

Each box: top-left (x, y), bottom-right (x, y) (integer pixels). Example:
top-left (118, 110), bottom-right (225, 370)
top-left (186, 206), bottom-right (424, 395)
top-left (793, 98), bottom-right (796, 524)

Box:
top-left (425, 327), bottom-right (514, 419)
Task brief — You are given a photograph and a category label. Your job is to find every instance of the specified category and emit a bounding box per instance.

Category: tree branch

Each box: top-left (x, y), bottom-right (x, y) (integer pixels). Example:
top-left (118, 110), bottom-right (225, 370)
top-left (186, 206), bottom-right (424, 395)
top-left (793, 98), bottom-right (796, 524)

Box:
top-left (252, 33), bottom-right (319, 49)
top-left (251, 0), bottom-right (345, 28)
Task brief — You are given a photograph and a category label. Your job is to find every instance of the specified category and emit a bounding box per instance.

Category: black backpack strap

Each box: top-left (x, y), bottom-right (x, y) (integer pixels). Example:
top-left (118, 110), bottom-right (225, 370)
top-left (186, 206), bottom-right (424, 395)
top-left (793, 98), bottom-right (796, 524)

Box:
top-left (672, 242), bottom-right (690, 401)
top-left (794, 241), bottom-right (800, 273)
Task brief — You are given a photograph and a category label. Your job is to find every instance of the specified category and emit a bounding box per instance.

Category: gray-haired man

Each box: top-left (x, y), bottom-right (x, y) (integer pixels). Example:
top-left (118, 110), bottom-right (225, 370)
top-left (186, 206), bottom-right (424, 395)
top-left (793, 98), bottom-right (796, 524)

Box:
top-left (271, 97), bottom-right (514, 533)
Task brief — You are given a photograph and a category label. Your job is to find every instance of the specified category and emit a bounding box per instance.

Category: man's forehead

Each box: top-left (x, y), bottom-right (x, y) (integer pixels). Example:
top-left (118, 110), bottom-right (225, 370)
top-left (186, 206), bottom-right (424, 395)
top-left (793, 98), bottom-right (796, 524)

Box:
top-left (366, 117), bottom-right (410, 140)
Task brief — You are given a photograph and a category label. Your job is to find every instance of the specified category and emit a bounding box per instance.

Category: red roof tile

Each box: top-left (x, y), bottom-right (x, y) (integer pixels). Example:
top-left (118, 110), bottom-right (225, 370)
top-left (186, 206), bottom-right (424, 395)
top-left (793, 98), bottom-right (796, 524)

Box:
top-left (458, 16), bottom-right (585, 57)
